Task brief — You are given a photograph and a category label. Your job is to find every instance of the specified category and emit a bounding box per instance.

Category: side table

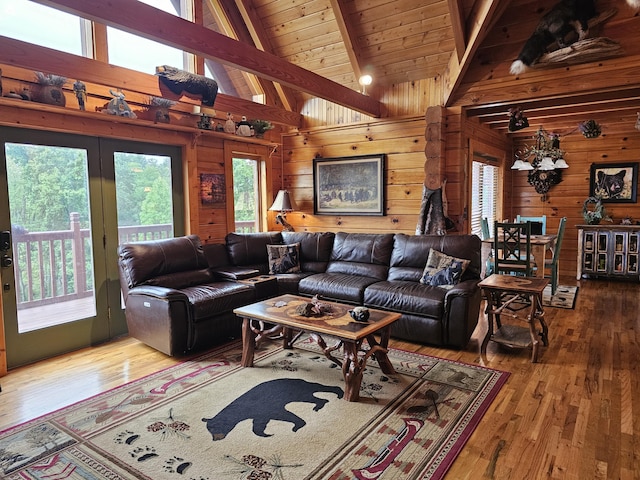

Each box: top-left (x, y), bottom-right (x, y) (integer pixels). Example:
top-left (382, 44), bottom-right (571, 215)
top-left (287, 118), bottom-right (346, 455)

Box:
top-left (479, 274), bottom-right (549, 363)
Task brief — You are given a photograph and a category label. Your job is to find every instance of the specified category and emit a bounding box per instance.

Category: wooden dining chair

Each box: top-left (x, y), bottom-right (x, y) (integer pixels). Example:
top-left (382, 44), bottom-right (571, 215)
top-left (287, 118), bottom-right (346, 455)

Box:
top-left (516, 215), bottom-right (547, 235)
top-left (494, 221), bottom-right (533, 276)
top-left (544, 217), bottom-right (567, 295)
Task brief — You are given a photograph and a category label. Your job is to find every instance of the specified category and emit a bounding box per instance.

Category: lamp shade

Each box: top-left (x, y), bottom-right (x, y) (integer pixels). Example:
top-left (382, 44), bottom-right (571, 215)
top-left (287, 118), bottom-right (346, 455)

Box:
top-left (269, 189), bottom-right (297, 212)
top-left (511, 159), bottom-right (526, 170)
top-left (554, 158), bottom-right (569, 169)
top-left (538, 157), bottom-right (556, 170)
top-left (519, 161), bottom-right (534, 171)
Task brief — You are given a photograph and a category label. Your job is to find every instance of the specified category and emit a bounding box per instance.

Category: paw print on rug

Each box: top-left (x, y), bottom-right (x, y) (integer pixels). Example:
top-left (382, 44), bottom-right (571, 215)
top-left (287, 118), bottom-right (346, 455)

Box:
top-left (114, 430), bottom-right (140, 445)
top-left (129, 446), bottom-right (159, 462)
top-left (163, 456), bottom-right (192, 474)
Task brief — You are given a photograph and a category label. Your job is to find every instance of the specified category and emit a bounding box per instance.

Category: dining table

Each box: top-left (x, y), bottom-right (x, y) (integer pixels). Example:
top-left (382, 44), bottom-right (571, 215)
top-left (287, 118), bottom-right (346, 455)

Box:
top-left (481, 234), bottom-right (557, 278)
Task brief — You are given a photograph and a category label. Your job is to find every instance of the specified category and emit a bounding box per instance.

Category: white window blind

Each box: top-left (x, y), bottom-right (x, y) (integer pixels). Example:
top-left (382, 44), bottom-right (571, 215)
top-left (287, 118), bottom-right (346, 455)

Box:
top-left (471, 161), bottom-right (498, 238)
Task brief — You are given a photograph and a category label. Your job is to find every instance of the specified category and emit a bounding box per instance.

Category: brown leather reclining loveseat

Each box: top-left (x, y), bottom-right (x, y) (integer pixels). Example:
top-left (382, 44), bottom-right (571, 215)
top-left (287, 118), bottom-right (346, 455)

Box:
top-left (117, 231), bottom-right (482, 356)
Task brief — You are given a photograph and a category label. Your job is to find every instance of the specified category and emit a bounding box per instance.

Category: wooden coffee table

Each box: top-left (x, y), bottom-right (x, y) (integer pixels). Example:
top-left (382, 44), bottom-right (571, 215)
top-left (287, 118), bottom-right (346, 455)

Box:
top-left (234, 294), bottom-right (401, 401)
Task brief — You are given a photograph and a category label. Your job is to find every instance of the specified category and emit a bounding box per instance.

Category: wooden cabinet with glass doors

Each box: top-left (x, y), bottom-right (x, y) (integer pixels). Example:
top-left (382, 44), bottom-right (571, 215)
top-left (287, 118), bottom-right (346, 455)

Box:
top-left (577, 225), bottom-right (640, 280)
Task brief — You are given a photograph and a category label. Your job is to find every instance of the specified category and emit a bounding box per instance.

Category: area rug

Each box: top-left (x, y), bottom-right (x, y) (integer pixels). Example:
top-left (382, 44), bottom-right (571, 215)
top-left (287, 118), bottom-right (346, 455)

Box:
top-left (0, 337), bottom-right (509, 480)
top-left (542, 284), bottom-right (579, 309)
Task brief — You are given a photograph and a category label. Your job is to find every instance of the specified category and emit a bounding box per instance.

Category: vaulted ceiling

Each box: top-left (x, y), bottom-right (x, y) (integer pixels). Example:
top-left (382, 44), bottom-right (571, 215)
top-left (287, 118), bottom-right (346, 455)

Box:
top-left (31, 0), bottom-right (640, 135)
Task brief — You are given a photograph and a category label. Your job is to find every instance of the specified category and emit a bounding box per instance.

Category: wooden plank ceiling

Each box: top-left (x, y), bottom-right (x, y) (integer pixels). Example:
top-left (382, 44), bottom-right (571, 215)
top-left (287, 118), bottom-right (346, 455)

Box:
top-left (30, 0), bottom-right (640, 133)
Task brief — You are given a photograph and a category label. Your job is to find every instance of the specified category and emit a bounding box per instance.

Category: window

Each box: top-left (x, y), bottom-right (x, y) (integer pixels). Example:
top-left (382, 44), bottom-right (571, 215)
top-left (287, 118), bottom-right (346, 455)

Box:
top-left (232, 157), bottom-right (263, 233)
top-left (0, 0), bottom-right (91, 57)
top-left (107, 0), bottom-right (193, 74)
top-left (471, 159), bottom-right (499, 238)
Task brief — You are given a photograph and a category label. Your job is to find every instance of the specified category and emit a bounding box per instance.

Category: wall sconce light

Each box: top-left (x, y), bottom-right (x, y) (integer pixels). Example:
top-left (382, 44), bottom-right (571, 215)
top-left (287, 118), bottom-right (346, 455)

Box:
top-left (269, 189), bottom-right (298, 231)
top-left (512, 127), bottom-right (569, 199)
top-left (358, 74), bottom-right (373, 95)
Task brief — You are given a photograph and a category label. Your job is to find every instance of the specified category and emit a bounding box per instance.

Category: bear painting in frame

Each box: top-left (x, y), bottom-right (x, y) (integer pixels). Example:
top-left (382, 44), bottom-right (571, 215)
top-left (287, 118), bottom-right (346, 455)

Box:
top-left (589, 162), bottom-right (638, 203)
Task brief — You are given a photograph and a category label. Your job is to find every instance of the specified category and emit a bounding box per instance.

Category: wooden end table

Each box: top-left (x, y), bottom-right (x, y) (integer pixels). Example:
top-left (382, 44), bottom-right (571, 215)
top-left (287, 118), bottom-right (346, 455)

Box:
top-left (479, 274), bottom-right (549, 363)
top-left (234, 294), bottom-right (401, 401)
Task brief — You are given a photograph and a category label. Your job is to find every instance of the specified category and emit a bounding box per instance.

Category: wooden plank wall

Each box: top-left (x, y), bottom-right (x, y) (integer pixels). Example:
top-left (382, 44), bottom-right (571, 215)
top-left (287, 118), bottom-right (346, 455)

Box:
top-left (509, 115), bottom-right (640, 280)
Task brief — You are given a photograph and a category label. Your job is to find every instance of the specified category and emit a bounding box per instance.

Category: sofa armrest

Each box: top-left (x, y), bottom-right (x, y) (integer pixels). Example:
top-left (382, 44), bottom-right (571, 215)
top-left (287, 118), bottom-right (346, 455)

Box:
top-left (124, 286), bottom-right (192, 356)
top-left (442, 278), bottom-right (482, 348)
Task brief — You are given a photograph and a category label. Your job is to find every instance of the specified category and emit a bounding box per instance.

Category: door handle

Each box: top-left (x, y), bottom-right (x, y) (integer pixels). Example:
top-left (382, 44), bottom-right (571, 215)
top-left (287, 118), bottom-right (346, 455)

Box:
top-left (1, 254), bottom-right (12, 268)
top-left (0, 231), bottom-right (10, 251)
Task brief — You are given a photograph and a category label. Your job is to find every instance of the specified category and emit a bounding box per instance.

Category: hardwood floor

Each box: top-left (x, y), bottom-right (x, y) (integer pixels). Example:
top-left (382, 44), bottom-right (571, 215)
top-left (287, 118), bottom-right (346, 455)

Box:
top-left (0, 277), bottom-right (637, 479)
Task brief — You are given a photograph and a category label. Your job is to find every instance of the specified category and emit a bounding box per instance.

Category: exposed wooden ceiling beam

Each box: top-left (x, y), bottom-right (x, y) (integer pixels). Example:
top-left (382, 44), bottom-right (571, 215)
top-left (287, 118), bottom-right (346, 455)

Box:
top-left (32, 0), bottom-right (382, 117)
top-left (329, 0), bottom-right (363, 81)
top-left (443, 0), bottom-right (509, 106)
top-left (448, 0), bottom-right (466, 63)
top-left (233, 0), bottom-right (298, 111)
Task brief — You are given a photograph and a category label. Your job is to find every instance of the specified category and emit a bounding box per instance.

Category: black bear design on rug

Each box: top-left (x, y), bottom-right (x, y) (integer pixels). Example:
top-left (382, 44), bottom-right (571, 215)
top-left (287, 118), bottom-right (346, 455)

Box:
top-left (202, 378), bottom-right (344, 441)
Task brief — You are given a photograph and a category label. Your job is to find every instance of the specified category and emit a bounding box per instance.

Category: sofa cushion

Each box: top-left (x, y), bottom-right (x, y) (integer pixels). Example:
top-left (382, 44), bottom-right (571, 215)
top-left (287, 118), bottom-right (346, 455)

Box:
top-left (281, 231), bottom-right (335, 272)
top-left (364, 280), bottom-right (445, 318)
top-left (267, 243), bottom-right (301, 274)
top-left (389, 233), bottom-right (481, 282)
top-left (298, 272), bottom-right (380, 304)
top-left (145, 268), bottom-right (214, 289)
top-left (420, 250), bottom-right (470, 287)
top-left (326, 232), bottom-right (394, 280)
top-left (118, 235), bottom-right (208, 288)
top-left (225, 232), bottom-right (283, 270)
top-left (183, 282), bottom-right (255, 322)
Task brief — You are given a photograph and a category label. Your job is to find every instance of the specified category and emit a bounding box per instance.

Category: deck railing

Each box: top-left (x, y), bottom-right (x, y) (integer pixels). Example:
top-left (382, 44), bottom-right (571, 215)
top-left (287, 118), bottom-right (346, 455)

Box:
top-left (11, 214), bottom-right (256, 309)
top-left (12, 213), bottom-right (172, 309)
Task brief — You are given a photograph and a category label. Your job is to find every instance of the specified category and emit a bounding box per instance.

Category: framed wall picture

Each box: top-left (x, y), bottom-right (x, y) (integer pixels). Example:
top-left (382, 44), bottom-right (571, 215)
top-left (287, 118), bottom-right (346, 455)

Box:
top-left (589, 162), bottom-right (638, 203)
top-left (199, 173), bottom-right (226, 205)
top-left (313, 154), bottom-right (385, 215)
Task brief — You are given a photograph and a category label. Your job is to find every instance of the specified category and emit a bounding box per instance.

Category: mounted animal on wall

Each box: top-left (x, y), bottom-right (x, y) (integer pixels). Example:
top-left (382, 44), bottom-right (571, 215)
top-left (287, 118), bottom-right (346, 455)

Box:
top-left (510, 0), bottom-right (598, 75)
top-left (155, 65), bottom-right (218, 107)
top-left (510, 0), bottom-right (639, 75)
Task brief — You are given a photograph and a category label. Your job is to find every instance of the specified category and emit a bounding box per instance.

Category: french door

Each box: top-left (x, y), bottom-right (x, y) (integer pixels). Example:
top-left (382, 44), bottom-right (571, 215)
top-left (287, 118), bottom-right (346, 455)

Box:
top-left (0, 128), bottom-right (182, 368)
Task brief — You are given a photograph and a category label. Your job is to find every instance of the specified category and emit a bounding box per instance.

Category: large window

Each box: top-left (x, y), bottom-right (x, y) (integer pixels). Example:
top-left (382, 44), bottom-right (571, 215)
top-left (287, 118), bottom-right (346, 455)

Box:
top-left (471, 159), bottom-right (499, 238)
top-left (0, 0), bottom-right (91, 57)
top-left (107, 0), bottom-right (193, 74)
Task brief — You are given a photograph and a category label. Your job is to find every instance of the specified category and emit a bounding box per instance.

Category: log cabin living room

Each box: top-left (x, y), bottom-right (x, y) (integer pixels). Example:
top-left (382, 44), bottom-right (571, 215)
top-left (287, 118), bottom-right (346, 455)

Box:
top-left (0, 0), bottom-right (639, 478)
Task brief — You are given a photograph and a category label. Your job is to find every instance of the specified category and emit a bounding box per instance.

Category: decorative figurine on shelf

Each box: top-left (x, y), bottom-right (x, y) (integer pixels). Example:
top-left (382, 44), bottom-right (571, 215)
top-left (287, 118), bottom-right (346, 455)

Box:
top-left (224, 112), bottom-right (236, 134)
top-left (147, 96), bottom-right (176, 123)
top-left (197, 113), bottom-right (212, 130)
top-left (104, 89), bottom-right (137, 118)
top-left (33, 72), bottom-right (67, 106)
top-left (73, 80), bottom-right (86, 111)
top-left (215, 122), bottom-right (224, 132)
top-left (236, 115), bottom-right (252, 136)
top-left (155, 65), bottom-right (218, 107)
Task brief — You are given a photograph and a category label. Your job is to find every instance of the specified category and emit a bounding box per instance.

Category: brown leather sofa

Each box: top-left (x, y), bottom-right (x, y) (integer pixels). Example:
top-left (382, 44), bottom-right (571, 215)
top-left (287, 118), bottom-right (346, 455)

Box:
top-left (117, 231), bottom-right (482, 355)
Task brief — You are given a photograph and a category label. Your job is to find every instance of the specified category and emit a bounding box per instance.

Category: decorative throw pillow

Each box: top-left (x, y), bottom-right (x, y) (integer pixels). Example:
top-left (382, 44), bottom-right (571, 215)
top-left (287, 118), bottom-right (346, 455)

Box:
top-left (420, 249), bottom-right (470, 287)
top-left (267, 243), bottom-right (301, 274)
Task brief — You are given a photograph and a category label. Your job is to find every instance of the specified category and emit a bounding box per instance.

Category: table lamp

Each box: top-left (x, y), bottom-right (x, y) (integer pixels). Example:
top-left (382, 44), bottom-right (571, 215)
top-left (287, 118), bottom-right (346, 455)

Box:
top-left (269, 189), bottom-right (297, 231)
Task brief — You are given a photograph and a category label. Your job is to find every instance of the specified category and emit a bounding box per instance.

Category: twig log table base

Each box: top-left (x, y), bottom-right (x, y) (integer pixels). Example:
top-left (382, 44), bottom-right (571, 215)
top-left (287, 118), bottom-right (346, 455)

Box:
top-left (479, 274), bottom-right (550, 363)
top-left (234, 294), bottom-right (400, 401)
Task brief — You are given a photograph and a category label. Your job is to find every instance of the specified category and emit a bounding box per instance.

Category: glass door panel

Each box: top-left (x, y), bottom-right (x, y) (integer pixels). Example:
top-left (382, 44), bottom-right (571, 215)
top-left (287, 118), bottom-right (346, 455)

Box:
top-left (5, 143), bottom-right (96, 333)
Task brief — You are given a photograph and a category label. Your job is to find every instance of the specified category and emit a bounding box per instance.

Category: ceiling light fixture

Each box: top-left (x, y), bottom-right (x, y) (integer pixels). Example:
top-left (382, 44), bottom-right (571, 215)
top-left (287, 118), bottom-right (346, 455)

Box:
top-left (358, 74), bottom-right (373, 95)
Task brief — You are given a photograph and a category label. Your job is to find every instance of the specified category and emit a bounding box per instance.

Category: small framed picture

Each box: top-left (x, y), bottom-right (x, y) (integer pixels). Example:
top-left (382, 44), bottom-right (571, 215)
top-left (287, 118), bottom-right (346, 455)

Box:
top-left (589, 162), bottom-right (638, 203)
top-left (313, 154), bottom-right (385, 216)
